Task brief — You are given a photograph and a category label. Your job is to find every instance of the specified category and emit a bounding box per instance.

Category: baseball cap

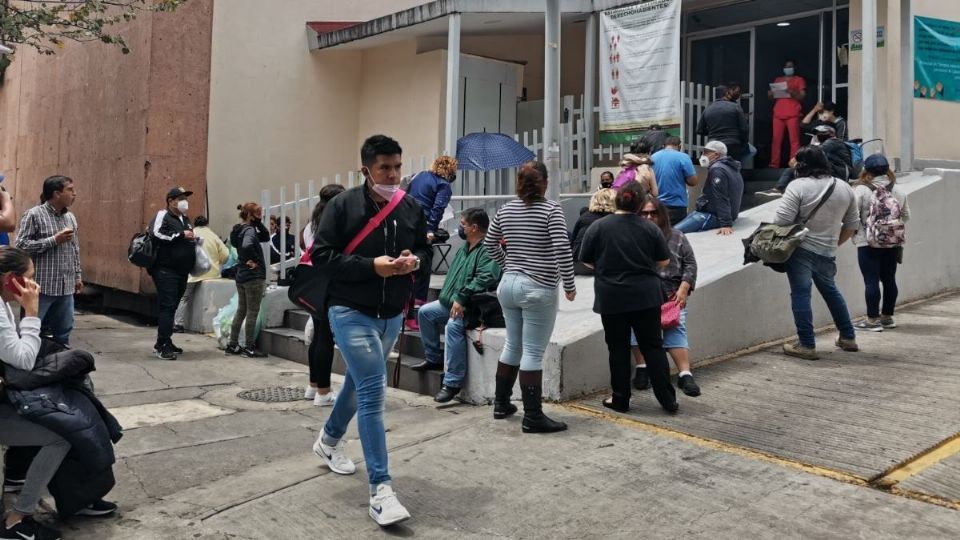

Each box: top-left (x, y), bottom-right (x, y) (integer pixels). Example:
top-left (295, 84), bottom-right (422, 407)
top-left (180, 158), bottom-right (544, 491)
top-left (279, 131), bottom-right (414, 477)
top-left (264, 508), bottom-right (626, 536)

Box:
top-left (166, 186), bottom-right (194, 200)
top-left (863, 154), bottom-right (889, 175)
top-left (704, 140), bottom-right (728, 156)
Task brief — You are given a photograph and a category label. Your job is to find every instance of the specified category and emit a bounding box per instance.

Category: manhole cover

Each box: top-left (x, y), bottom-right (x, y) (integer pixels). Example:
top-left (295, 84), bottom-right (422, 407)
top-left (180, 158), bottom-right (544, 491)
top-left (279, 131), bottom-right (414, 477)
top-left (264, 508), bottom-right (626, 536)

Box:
top-left (237, 386), bottom-right (305, 403)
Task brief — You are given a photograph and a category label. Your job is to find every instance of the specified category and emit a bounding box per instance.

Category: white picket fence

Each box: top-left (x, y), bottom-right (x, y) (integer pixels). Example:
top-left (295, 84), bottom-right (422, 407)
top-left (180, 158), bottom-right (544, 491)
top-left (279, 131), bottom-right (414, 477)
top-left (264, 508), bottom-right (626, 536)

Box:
top-left (261, 81), bottom-right (717, 279)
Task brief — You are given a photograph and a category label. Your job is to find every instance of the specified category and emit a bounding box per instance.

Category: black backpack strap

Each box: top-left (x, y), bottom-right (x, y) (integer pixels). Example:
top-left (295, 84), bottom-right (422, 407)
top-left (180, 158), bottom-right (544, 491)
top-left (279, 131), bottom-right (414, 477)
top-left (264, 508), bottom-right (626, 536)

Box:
top-left (801, 179), bottom-right (837, 225)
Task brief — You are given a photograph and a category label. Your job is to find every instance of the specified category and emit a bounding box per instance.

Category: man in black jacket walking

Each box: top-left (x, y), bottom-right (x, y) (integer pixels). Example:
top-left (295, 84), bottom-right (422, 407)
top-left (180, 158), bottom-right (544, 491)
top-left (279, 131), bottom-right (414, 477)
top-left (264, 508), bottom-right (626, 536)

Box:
top-left (150, 187), bottom-right (197, 360)
top-left (309, 135), bottom-right (431, 527)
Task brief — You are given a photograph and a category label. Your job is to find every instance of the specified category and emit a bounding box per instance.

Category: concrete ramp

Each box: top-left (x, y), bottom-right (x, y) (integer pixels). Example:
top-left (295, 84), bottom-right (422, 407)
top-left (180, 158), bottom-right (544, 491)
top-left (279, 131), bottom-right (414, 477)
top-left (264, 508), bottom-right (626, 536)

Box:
top-left (460, 168), bottom-right (960, 403)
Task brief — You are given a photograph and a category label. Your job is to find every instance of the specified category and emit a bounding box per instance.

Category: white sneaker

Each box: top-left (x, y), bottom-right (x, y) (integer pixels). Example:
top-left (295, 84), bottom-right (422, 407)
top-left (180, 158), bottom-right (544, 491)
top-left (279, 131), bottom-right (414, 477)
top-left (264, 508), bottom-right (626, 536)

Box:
top-left (312, 436), bottom-right (356, 475)
top-left (313, 391), bottom-right (337, 407)
top-left (369, 484), bottom-right (411, 526)
top-left (304, 386), bottom-right (317, 400)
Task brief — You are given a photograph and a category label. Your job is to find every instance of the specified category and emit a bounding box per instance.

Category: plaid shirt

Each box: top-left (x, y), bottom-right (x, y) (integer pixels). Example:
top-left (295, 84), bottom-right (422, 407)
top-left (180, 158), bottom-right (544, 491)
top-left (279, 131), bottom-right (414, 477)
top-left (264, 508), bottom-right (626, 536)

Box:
top-left (15, 203), bottom-right (81, 296)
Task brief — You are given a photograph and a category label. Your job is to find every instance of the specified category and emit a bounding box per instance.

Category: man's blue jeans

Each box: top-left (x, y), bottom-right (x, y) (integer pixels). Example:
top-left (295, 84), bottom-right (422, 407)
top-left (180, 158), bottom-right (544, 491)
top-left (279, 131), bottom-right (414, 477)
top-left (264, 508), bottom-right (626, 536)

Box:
top-left (785, 247), bottom-right (856, 348)
top-left (417, 300), bottom-right (468, 388)
top-left (323, 306), bottom-right (401, 489)
top-left (39, 293), bottom-right (74, 346)
top-left (497, 272), bottom-right (558, 371)
top-left (675, 211), bottom-right (721, 234)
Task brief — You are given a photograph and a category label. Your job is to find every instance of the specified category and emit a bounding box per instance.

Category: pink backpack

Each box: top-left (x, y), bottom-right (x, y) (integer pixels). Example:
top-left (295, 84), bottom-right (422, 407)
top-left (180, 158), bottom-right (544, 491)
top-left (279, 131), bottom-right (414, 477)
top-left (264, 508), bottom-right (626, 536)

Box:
top-left (865, 185), bottom-right (905, 248)
top-left (612, 167), bottom-right (637, 190)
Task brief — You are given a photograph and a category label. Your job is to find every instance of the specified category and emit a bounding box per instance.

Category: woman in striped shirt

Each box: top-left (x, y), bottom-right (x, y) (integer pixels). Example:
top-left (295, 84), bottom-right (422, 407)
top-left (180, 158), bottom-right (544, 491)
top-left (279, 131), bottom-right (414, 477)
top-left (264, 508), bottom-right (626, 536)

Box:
top-left (484, 161), bottom-right (576, 434)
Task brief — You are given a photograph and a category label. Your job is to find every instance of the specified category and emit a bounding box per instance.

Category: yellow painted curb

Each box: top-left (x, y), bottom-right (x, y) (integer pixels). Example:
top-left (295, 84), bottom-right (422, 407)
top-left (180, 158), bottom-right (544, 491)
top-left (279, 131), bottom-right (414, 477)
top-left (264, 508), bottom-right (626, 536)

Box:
top-left (564, 403), bottom-right (869, 486)
top-left (872, 432), bottom-right (960, 487)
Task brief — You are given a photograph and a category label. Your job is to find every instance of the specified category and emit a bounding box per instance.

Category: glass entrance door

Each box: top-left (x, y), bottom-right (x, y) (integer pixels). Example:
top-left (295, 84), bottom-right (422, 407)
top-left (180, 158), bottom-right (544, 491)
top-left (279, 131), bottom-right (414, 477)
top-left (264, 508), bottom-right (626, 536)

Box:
top-left (688, 30), bottom-right (755, 144)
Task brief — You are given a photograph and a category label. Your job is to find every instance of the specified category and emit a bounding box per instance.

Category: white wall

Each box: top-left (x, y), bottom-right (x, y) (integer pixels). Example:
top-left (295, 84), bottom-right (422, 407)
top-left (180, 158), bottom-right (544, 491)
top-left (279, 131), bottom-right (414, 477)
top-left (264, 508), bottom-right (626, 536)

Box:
top-left (205, 0), bottom-right (424, 234)
top-left (848, 0), bottom-right (960, 166)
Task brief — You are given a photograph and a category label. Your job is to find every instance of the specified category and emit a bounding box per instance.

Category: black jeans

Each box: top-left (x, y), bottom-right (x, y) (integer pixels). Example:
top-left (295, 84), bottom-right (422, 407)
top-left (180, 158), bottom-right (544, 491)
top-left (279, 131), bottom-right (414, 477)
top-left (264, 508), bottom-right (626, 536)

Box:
top-left (857, 246), bottom-right (899, 318)
top-left (152, 267), bottom-right (188, 347)
top-left (601, 307), bottom-right (676, 409)
top-left (667, 206), bottom-right (687, 226)
top-left (309, 312), bottom-right (336, 387)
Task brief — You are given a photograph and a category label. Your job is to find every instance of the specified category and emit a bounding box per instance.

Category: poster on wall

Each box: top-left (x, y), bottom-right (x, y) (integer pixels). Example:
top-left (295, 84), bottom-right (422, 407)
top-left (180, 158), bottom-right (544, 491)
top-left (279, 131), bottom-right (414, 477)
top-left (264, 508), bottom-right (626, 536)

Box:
top-left (599, 0), bottom-right (681, 144)
top-left (915, 16), bottom-right (960, 103)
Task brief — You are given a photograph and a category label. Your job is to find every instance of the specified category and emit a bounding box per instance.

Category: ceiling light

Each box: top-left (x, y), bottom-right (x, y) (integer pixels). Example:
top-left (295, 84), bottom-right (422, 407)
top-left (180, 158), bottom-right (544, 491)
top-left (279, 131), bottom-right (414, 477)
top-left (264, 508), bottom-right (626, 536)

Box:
top-left (483, 19), bottom-right (502, 25)
top-left (777, 22), bottom-right (791, 27)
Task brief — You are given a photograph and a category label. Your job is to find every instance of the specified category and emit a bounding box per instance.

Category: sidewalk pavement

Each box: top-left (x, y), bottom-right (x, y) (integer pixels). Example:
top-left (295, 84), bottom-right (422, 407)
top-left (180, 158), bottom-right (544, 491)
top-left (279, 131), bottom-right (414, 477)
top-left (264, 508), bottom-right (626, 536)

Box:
top-left (25, 293), bottom-right (960, 539)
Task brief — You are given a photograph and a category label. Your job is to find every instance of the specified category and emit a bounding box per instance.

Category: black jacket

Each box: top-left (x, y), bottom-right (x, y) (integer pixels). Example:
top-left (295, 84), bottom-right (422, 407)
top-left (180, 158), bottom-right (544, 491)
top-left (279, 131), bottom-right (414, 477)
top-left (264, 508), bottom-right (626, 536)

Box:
top-left (820, 138), bottom-right (854, 179)
top-left (231, 221), bottom-right (271, 283)
top-left (151, 210), bottom-right (196, 274)
top-left (2, 348), bottom-right (94, 390)
top-left (697, 100), bottom-right (749, 147)
top-left (695, 156), bottom-right (744, 227)
top-left (5, 380), bottom-right (122, 472)
top-left (571, 211), bottom-right (609, 275)
top-left (312, 184), bottom-right (431, 319)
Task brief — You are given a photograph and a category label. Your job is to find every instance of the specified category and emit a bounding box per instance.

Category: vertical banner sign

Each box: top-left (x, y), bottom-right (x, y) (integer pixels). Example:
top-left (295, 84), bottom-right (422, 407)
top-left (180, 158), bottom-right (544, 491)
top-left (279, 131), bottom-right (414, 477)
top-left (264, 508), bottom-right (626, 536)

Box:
top-left (914, 16), bottom-right (960, 103)
top-left (599, 0), bottom-right (681, 144)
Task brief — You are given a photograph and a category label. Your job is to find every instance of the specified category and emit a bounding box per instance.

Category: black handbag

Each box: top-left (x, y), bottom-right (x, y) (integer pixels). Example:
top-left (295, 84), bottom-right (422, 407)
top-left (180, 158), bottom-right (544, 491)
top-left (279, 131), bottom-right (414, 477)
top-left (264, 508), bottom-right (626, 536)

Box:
top-left (463, 291), bottom-right (505, 330)
top-left (127, 229), bottom-right (156, 268)
top-left (287, 263), bottom-right (327, 316)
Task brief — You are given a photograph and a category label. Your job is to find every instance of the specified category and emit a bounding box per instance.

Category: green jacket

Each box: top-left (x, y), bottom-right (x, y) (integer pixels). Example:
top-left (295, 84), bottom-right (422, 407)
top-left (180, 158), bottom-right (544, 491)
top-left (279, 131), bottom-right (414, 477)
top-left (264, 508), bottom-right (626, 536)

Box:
top-left (438, 239), bottom-right (502, 308)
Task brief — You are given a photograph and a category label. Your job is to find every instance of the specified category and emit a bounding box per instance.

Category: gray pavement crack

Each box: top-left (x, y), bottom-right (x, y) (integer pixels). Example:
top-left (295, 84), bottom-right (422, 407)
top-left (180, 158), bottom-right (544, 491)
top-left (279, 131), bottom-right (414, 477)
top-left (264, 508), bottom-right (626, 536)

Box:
top-left (134, 362), bottom-right (170, 389)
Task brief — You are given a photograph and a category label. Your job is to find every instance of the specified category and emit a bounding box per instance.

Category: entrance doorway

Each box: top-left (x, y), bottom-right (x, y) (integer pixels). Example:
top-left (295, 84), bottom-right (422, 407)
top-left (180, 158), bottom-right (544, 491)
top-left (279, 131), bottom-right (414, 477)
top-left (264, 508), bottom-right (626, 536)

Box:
top-left (684, 1), bottom-right (850, 170)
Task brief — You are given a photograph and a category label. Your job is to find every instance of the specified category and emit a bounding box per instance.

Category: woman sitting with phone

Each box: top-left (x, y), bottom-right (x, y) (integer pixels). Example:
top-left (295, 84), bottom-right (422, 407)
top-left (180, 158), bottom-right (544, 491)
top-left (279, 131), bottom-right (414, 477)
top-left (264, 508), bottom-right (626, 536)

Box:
top-left (0, 247), bottom-right (71, 540)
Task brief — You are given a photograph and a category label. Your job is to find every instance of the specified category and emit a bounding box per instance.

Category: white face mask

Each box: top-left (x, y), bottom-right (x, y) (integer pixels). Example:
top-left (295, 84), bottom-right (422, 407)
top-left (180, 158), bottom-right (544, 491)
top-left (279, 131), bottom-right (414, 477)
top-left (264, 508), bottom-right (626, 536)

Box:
top-left (819, 113), bottom-right (831, 122)
top-left (699, 155), bottom-right (711, 167)
top-left (177, 200), bottom-right (189, 213)
top-left (783, 67), bottom-right (795, 76)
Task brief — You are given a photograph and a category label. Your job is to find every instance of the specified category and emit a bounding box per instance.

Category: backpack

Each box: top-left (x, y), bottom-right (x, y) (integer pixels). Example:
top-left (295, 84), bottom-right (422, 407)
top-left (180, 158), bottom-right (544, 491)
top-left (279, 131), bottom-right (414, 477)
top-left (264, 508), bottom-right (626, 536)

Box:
top-left (845, 142), bottom-right (864, 178)
top-left (614, 166), bottom-right (637, 188)
top-left (128, 227), bottom-right (156, 268)
top-left (865, 185), bottom-right (905, 248)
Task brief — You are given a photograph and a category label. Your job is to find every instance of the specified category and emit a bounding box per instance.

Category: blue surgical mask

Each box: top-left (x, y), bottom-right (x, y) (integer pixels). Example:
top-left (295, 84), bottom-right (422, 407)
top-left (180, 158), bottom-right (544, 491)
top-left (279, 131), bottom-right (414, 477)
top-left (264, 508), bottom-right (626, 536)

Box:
top-left (457, 225), bottom-right (467, 240)
top-left (783, 67), bottom-right (795, 76)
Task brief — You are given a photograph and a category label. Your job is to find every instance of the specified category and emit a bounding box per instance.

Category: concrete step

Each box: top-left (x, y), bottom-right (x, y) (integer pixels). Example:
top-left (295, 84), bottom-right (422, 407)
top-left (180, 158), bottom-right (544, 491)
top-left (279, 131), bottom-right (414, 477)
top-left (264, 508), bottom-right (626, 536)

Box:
top-left (279, 310), bottom-right (437, 359)
top-left (258, 327), bottom-right (444, 398)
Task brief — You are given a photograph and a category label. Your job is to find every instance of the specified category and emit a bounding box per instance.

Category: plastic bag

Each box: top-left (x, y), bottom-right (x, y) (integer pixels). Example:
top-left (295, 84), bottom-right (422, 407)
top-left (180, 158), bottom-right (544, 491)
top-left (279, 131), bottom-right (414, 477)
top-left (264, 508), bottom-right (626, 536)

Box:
top-left (213, 292), bottom-right (268, 348)
top-left (304, 316), bottom-right (314, 346)
top-left (190, 241), bottom-right (212, 277)
top-left (221, 245), bottom-right (239, 279)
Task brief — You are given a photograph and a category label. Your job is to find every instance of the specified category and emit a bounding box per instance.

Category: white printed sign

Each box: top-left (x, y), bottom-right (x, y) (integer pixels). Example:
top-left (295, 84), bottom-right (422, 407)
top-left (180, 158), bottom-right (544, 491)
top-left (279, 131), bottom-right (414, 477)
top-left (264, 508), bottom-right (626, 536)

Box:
top-left (599, 0), bottom-right (682, 142)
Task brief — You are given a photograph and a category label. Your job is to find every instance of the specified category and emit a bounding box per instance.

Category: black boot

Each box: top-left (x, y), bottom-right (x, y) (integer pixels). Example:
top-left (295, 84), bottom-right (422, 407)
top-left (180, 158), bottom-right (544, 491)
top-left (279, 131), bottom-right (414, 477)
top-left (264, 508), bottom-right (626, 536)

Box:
top-left (493, 362), bottom-right (519, 419)
top-left (519, 371), bottom-right (567, 434)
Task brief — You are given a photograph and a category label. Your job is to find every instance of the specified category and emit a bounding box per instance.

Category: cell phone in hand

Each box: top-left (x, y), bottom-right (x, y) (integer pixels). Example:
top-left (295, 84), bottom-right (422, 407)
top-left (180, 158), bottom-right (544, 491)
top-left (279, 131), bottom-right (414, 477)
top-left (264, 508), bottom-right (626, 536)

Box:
top-left (394, 255), bottom-right (417, 265)
top-left (3, 274), bottom-right (25, 295)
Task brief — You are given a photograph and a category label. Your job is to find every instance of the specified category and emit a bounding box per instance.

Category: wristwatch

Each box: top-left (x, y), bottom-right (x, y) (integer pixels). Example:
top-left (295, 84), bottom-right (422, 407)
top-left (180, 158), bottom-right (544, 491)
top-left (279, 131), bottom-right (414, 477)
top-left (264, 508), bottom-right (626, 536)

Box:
top-left (412, 256), bottom-right (421, 271)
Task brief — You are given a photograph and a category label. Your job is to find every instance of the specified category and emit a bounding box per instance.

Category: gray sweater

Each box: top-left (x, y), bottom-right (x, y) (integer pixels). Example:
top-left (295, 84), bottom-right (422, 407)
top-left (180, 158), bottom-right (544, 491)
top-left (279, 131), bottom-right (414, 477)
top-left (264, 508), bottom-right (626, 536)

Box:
top-left (774, 176), bottom-right (859, 257)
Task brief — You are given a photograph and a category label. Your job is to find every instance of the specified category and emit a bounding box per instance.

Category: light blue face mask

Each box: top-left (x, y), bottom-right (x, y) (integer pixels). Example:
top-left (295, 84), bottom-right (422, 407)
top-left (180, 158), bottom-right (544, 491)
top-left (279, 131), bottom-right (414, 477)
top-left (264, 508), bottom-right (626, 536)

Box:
top-left (783, 67), bottom-right (795, 76)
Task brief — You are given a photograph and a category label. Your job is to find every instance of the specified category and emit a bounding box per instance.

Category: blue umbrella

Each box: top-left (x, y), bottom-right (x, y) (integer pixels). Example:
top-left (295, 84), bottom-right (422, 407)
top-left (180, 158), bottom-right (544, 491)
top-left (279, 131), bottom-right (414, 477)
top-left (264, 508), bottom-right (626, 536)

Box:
top-left (456, 132), bottom-right (536, 171)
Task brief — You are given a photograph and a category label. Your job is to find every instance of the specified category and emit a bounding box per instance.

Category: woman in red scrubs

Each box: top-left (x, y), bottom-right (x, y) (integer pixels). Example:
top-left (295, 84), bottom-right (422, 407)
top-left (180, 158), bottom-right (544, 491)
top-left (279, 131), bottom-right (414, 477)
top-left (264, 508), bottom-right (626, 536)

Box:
top-left (768, 59), bottom-right (806, 168)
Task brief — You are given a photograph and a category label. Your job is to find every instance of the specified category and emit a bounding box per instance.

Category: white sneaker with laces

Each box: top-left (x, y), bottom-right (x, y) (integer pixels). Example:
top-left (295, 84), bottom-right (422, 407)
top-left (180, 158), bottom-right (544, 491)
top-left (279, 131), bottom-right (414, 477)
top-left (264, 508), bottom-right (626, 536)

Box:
top-left (312, 436), bottom-right (355, 475)
top-left (369, 484), bottom-right (411, 526)
top-left (304, 386), bottom-right (317, 400)
top-left (313, 391), bottom-right (337, 407)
